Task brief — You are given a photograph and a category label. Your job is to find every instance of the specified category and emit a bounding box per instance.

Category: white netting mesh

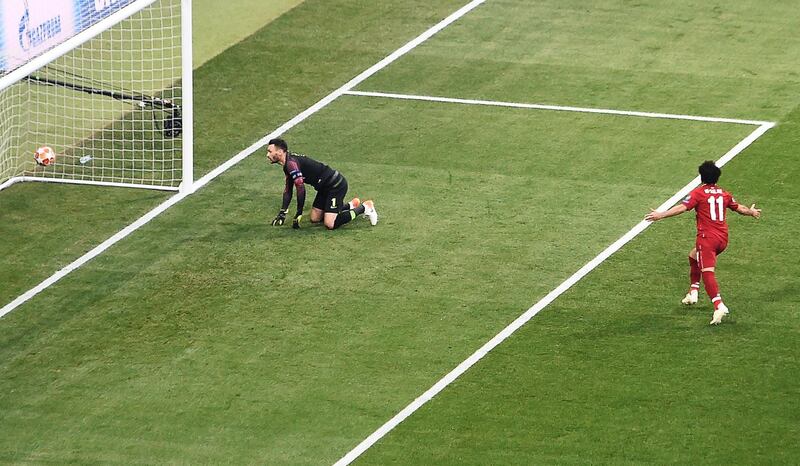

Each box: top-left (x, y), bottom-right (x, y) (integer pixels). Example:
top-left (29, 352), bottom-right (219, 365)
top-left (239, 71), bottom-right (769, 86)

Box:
top-left (0, 0), bottom-right (184, 190)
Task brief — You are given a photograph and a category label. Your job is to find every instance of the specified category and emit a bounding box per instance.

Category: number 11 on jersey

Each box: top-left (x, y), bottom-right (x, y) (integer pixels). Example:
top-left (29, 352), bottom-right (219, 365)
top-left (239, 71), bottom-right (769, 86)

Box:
top-left (708, 195), bottom-right (724, 221)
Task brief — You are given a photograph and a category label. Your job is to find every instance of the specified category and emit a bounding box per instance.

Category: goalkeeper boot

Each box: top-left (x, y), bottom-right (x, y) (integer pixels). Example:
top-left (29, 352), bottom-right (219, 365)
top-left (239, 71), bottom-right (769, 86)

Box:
top-left (363, 200), bottom-right (378, 226)
top-left (349, 197), bottom-right (361, 210)
top-left (710, 302), bottom-right (729, 325)
top-left (681, 290), bottom-right (698, 305)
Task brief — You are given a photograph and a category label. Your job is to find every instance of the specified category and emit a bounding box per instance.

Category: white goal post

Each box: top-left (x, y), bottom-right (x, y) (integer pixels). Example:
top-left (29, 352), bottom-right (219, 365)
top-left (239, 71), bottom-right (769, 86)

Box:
top-left (0, 0), bottom-right (192, 193)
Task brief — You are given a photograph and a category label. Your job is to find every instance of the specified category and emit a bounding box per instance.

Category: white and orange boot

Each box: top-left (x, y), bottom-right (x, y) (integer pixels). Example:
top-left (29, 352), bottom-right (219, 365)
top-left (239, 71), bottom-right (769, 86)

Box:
top-left (363, 200), bottom-right (378, 226)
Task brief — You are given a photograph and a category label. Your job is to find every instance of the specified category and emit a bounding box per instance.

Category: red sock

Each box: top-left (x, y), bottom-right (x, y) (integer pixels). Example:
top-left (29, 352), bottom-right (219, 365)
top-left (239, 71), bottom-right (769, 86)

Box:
top-left (702, 270), bottom-right (722, 309)
top-left (689, 257), bottom-right (701, 292)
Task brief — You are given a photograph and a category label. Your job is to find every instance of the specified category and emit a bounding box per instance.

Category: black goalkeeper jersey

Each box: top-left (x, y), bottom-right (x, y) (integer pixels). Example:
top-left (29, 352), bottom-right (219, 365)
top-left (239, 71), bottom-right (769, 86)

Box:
top-left (283, 153), bottom-right (343, 190)
top-left (280, 152), bottom-right (345, 215)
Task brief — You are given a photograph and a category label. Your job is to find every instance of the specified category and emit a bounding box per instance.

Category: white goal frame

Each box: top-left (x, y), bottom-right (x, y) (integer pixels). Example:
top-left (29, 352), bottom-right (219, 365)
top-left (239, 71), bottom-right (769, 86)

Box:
top-left (0, 0), bottom-right (193, 194)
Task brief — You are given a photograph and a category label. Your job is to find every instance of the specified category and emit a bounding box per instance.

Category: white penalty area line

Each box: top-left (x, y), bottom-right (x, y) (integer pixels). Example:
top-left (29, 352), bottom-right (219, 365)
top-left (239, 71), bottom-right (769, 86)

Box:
top-left (344, 90), bottom-right (774, 126)
top-left (0, 0), bottom-right (488, 320)
top-left (333, 122), bottom-right (774, 464)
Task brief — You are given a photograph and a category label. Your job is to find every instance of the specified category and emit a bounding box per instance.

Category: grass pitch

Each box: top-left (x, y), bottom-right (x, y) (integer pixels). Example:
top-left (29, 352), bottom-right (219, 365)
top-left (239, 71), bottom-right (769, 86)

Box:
top-left (2, 0), bottom-right (799, 464)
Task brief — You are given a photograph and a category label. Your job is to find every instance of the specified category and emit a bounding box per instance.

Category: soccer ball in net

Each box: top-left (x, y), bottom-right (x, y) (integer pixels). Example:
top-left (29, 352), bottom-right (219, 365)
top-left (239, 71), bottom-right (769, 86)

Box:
top-left (34, 146), bottom-right (56, 166)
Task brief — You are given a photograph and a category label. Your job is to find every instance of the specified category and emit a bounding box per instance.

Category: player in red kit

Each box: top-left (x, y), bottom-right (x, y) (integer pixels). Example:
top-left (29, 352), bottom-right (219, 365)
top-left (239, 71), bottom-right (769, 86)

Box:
top-left (645, 161), bottom-right (761, 325)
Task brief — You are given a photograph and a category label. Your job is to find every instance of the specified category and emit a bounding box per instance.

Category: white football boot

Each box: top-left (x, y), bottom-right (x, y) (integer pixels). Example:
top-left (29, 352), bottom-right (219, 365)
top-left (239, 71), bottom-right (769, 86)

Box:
top-left (681, 290), bottom-right (699, 306)
top-left (710, 303), bottom-right (729, 325)
top-left (363, 200), bottom-right (378, 226)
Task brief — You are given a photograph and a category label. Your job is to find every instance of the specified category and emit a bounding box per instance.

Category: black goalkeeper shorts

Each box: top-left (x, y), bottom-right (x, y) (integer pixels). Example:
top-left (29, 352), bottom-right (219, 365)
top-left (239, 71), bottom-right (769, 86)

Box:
top-left (312, 178), bottom-right (348, 213)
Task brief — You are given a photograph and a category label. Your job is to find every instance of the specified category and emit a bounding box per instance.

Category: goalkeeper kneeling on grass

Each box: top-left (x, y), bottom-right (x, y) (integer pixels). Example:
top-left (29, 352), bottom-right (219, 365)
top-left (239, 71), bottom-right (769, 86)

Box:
top-left (266, 138), bottom-right (378, 230)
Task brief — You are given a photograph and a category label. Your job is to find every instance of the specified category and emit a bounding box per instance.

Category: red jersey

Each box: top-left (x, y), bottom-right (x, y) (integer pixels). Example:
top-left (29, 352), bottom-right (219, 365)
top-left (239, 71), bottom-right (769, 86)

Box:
top-left (681, 184), bottom-right (739, 240)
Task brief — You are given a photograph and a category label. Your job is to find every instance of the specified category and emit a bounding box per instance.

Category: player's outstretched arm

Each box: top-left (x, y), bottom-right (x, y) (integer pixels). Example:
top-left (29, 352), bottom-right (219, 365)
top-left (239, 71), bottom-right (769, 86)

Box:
top-left (293, 181), bottom-right (306, 229)
top-left (735, 203), bottom-right (762, 219)
top-left (645, 204), bottom-right (687, 222)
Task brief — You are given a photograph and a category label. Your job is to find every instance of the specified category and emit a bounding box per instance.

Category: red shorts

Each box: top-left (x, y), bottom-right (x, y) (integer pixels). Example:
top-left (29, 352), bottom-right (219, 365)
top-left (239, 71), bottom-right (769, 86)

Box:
top-left (695, 234), bottom-right (728, 269)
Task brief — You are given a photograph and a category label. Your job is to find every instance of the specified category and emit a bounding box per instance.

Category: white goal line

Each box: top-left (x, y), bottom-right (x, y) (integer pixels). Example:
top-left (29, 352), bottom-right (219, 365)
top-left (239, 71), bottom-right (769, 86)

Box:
top-left (333, 95), bottom-right (774, 464)
top-left (344, 90), bottom-right (774, 126)
top-left (0, 176), bottom-right (181, 192)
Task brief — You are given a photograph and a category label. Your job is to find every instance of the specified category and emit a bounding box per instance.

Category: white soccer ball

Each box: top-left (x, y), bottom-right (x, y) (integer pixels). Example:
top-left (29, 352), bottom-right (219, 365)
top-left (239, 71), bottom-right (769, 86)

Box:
top-left (34, 146), bottom-right (56, 166)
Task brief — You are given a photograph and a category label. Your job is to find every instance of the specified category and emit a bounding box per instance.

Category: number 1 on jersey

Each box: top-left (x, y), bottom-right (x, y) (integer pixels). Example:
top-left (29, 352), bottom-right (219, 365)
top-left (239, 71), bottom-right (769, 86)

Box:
top-left (707, 195), bottom-right (724, 221)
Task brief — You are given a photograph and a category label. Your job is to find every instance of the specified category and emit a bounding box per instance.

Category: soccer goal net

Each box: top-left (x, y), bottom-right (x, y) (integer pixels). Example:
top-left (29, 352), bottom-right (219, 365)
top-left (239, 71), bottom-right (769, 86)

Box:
top-left (0, 0), bottom-right (192, 193)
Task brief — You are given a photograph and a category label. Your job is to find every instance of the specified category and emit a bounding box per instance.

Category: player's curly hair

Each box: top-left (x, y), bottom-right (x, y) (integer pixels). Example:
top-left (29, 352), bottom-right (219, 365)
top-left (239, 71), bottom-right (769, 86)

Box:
top-left (268, 138), bottom-right (288, 152)
top-left (699, 160), bottom-right (721, 184)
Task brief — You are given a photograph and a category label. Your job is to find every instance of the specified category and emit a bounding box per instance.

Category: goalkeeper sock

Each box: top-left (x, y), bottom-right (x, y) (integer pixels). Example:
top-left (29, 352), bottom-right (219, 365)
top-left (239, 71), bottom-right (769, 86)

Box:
top-left (328, 205), bottom-right (365, 230)
top-left (331, 205), bottom-right (366, 229)
top-left (333, 209), bottom-right (357, 229)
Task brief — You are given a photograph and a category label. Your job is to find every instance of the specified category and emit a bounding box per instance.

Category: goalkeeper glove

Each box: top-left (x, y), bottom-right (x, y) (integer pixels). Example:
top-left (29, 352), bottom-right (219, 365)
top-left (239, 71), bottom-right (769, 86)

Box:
top-left (292, 213), bottom-right (303, 229)
top-left (272, 209), bottom-right (287, 226)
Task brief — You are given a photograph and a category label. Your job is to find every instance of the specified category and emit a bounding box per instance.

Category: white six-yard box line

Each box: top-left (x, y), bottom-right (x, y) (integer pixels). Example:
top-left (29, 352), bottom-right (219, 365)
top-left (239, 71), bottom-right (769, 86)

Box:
top-left (333, 90), bottom-right (774, 465)
top-left (0, 0), bottom-right (776, 463)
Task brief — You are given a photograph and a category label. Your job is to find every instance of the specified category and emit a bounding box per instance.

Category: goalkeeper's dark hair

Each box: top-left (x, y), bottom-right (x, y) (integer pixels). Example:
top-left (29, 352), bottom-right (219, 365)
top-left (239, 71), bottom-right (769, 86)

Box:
top-left (269, 138), bottom-right (288, 152)
top-left (699, 160), bottom-right (721, 184)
